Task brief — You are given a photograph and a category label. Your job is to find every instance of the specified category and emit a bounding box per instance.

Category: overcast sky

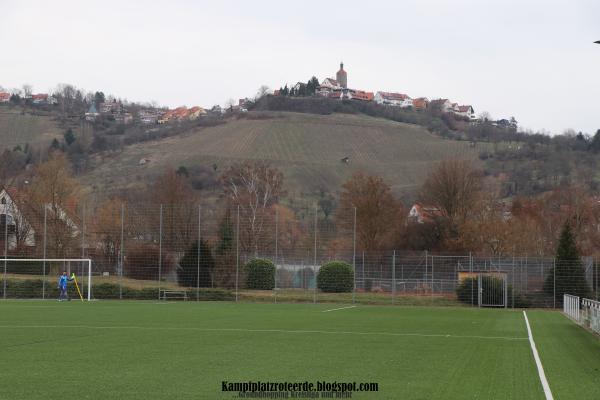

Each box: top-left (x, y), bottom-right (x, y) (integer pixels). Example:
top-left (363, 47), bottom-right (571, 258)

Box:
top-left (1, 0), bottom-right (599, 134)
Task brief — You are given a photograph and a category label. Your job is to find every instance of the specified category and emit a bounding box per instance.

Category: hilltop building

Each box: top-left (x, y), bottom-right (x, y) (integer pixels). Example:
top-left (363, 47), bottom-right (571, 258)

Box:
top-left (336, 62), bottom-right (347, 88)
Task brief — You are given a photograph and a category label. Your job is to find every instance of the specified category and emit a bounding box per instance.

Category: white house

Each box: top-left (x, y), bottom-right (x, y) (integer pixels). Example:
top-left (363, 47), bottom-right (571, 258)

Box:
top-left (407, 203), bottom-right (443, 224)
top-left (0, 188), bottom-right (36, 250)
top-left (374, 92), bottom-right (411, 107)
top-left (316, 78), bottom-right (343, 96)
top-left (455, 105), bottom-right (477, 121)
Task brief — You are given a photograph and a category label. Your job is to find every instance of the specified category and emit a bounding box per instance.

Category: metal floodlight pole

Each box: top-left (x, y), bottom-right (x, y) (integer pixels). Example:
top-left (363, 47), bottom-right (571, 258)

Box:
top-left (274, 205), bottom-right (278, 302)
top-left (235, 205), bottom-right (240, 302)
top-left (158, 204), bottom-right (163, 301)
top-left (42, 207), bottom-right (47, 299)
top-left (81, 203), bottom-right (85, 279)
top-left (313, 206), bottom-right (317, 304)
top-left (3, 216), bottom-right (7, 300)
top-left (553, 258), bottom-right (556, 309)
top-left (392, 250), bottom-right (396, 304)
top-left (352, 207), bottom-right (356, 304)
top-left (197, 205), bottom-right (201, 301)
top-left (120, 203), bottom-right (124, 300)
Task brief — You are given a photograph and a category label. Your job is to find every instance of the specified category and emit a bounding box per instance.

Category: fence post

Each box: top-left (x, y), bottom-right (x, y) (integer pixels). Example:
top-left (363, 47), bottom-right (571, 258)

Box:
top-left (119, 203), bottom-right (124, 300)
top-left (352, 207), bottom-right (356, 304)
top-left (512, 254), bottom-right (515, 308)
top-left (469, 252), bottom-right (473, 307)
top-left (392, 250), bottom-right (396, 304)
top-left (158, 204), bottom-right (163, 301)
top-left (553, 258), bottom-right (556, 309)
top-left (3, 215), bottom-right (7, 300)
top-left (42, 206), bottom-right (47, 299)
top-left (362, 251), bottom-right (365, 295)
top-left (313, 206), bottom-right (317, 304)
top-left (197, 205), bottom-right (201, 301)
top-left (274, 205), bottom-right (278, 303)
top-left (235, 205), bottom-right (240, 302)
top-left (431, 254), bottom-right (434, 304)
top-left (80, 203), bottom-right (85, 279)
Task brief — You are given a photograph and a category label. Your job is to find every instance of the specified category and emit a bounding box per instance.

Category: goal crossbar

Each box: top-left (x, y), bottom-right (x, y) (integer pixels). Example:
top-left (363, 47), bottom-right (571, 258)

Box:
top-left (1, 258), bottom-right (92, 301)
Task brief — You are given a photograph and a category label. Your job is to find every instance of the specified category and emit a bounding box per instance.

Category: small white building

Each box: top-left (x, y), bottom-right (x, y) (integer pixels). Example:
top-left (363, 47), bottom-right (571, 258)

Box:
top-left (374, 92), bottom-right (411, 107)
top-left (455, 105), bottom-right (477, 121)
top-left (0, 188), bottom-right (36, 249)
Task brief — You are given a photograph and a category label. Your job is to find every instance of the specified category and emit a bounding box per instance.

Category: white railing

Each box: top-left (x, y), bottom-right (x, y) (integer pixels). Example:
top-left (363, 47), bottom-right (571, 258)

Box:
top-left (581, 298), bottom-right (600, 335)
top-left (563, 294), bottom-right (580, 322)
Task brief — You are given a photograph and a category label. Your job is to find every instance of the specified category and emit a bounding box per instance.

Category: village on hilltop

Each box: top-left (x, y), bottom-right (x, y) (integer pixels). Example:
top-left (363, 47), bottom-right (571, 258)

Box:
top-left (275, 62), bottom-right (478, 122)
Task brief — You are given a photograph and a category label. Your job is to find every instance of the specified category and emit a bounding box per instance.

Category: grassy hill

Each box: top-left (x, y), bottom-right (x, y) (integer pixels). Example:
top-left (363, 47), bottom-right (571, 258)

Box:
top-left (81, 112), bottom-right (482, 198)
top-left (0, 109), bottom-right (63, 149)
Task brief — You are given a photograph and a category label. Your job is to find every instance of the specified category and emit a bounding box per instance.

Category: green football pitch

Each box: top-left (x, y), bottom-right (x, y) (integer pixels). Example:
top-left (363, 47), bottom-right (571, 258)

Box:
top-left (1, 301), bottom-right (599, 400)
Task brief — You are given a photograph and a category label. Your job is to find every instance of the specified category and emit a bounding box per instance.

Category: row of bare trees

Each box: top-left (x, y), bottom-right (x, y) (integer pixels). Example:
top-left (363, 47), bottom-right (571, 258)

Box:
top-left (5, 152), bottom-right (600, 270)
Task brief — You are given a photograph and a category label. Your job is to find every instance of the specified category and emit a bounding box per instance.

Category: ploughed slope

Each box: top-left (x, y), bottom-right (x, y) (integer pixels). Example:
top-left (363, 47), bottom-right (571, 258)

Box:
top-left (0, 109), bottom-right (63, 149)
top-left (82, 112), bottom-right (481, 196)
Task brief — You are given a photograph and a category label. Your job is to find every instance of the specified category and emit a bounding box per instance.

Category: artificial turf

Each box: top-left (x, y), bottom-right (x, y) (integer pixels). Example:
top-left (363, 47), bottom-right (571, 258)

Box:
top-left (0, 301), bottom-right (598, 399)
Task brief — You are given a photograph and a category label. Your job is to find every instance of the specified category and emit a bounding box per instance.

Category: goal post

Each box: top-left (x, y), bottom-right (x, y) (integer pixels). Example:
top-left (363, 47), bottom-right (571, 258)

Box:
top-left (1, 258), bottom-right (92, 301)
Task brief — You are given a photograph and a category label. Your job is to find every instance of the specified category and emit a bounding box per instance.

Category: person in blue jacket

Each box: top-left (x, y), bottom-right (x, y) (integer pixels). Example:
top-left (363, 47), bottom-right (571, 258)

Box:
top-left (58, 271), bottom-right (74, 301)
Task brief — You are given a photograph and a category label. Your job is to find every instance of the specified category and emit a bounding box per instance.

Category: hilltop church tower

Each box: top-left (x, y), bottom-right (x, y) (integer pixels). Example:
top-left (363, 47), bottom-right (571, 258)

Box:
top-left (336, 62), bottom-right (347, 88)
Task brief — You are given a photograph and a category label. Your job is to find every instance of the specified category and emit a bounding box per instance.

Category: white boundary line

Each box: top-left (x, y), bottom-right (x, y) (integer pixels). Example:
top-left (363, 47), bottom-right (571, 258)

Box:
top-left (0, 324), bottom-right (528, 341)
top-left (322, 305), bottom-right (356, 312)
top-left (523, 311), bottom-right (554, 400)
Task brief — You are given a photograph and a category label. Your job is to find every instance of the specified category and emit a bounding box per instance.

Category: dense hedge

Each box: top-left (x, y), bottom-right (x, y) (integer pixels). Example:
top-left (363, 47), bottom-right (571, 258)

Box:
top-left (456, 277), bottom-right (530, 308)
top-left (245, 259), bottom-right (276, 290)
top-left (0, 279), bottom-right (234, 301)
top-left (317, 261), bottom-right (354, 293)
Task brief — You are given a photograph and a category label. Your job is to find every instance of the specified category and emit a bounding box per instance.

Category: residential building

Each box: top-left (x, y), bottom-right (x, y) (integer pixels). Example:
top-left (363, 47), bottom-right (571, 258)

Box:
top-left (188, 106), bottom-right (207, 120)
top-left (138, 109), bottom-right (161, 124)
top-left (412, 97), bottom-right (429, 110)
top-left (407, 203), bottom-right (444, 224)
top-left (114, 113), bottom-right (133, 124)
top-left (85, 103), bottom-right (100, 121)
top-left (348, 90), bottom-right (374, 102)
top-left (0, 92), bottom-right (11, 103)
top-left (31, 93), bottom-right (49, 104)
top-left (430, 99), bottom-right (453, 113)
top-left (455, 105), bottom-right (477, 120)
top-left (374, 92), bottom-right (411, 107)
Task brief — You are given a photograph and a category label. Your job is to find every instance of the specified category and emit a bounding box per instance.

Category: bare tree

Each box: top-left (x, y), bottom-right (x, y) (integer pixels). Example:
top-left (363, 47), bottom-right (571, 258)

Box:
top-left (336, 172), bottom-right (403, 251)
top-left (26, 152), bottom-right (81, 257)
top-left (221, 161), bottom-right (285, 255)
top-left (255, 85), bottom-right (270, 101)
top-left (22, 84), bottom-right (33, 98)
top-left (420, 159), bottom-right (482, 225)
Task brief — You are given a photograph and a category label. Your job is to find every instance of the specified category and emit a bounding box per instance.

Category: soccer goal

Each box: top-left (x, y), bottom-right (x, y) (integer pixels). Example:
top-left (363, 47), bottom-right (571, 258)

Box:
top-left (0, 258), bottom-right (92, 301)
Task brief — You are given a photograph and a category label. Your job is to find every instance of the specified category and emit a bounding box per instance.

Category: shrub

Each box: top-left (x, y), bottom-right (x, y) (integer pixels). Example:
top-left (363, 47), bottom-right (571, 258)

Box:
top-left (317, 261), bottom-right (354, 293)
top-left (245, 259), bottom-right (275, 290)
top-left (456, 276), bottom-right (530, 308)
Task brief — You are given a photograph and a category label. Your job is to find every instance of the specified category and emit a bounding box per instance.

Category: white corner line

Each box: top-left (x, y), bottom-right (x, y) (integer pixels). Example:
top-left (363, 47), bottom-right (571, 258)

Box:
top-left (523, 311), bottom-right (554, 400)
top-left (322, 305), bottom-right (357, 313)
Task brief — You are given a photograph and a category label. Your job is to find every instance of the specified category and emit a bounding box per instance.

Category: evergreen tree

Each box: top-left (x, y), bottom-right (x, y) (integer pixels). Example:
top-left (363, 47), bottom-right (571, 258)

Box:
top-left (213, 210), bottom-right (236, 288)
top-left (282, 84), bottom-right (289, 96)
top-left (64, 128), bottom-right (76, 146)
top-left (50, 138), bottom-right (60, 150)
top-left (177, 239), bottom-right (214, 288)
top-left (589, 129), bottom-right (600, 153)
top-left (307, 76), bottom-right (319, 95)
top-left (544, 222), bottom-right (591, 305)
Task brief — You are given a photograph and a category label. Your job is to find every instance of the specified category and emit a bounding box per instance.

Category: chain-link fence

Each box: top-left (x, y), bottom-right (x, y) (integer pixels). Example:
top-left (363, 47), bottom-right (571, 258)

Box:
top-left (1, 203), bottom-right (599, 307)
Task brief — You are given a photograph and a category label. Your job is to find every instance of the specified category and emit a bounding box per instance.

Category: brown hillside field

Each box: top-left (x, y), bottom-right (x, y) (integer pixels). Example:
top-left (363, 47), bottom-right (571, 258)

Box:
top-left (0, 108), bottom-right (63, 149)
top-left (81, 112), bottom-right (482, 197)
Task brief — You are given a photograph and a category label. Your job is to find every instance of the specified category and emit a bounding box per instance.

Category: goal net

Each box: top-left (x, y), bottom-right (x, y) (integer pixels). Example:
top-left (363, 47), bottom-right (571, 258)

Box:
top-left (0, 258), bottom-right (92, 301)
